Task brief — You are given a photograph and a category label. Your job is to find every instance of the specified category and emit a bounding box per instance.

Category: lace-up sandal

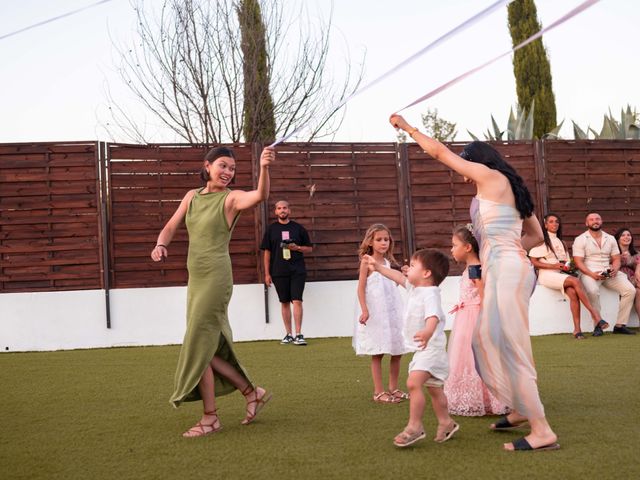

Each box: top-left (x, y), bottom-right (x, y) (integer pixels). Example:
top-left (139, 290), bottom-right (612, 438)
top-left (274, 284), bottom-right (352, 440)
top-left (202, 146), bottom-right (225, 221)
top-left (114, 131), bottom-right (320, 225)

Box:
top-left (182, 409), bottom-right (222, 438)
top-left (373, 391), bottom-right (398, 403)
top-left (390, 389), bottom-right (410, 402)
top-left (241, 385), bottom-right (272, 425)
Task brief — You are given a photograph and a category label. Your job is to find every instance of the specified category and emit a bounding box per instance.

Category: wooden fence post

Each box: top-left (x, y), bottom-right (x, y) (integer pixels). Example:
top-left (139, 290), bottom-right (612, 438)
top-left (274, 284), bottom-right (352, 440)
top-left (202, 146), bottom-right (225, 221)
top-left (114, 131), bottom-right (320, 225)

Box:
top-left (396, 142), bottom-right (415, 260)
top-left (97, 141), bottom-right (111, 329)
top-left (533, 139), bottom-right (549, 217)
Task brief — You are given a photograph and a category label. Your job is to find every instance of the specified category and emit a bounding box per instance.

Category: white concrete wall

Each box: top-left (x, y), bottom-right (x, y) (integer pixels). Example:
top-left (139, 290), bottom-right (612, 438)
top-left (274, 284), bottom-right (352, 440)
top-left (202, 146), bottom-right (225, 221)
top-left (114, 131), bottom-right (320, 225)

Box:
top-left (529, 282), bottom-right (639, 335)
top-left (1, 278), bottom-right (637, 352)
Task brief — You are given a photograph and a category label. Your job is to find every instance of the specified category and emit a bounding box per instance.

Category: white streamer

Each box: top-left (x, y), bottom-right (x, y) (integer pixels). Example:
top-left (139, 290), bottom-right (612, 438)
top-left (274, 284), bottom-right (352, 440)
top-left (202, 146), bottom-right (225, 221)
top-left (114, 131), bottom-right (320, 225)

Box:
top-left (396, 0), bottom-right (601, 112)
top-left (0, 0), bottom-right (114, 41)
top-left (270, 0), bottom-right (513, 146)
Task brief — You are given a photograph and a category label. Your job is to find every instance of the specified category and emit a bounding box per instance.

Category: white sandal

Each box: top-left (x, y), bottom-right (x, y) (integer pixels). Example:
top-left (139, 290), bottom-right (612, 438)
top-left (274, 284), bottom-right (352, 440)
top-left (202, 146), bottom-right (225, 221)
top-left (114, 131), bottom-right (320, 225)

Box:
top-left (373, 391), bottom-right (398, 403)
top-left (394, 429), bottom-right (426, 447)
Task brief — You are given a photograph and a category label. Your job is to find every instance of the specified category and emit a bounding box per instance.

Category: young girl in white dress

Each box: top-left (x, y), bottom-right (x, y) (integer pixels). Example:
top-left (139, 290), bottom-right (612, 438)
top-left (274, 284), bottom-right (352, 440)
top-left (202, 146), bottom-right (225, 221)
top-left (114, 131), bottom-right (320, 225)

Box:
top-left (354, 224), bottom-right (410, 403)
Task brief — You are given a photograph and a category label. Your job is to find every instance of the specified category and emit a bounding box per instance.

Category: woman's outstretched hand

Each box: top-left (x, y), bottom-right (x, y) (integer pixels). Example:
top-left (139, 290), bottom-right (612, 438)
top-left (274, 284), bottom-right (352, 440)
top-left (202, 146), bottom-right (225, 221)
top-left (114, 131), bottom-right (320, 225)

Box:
top-left (151, 245), bottom-right (167, 262)
top-left (389, 114), bottom-right (410, 132)
top-left (260, 147), bottom-right (275, 168)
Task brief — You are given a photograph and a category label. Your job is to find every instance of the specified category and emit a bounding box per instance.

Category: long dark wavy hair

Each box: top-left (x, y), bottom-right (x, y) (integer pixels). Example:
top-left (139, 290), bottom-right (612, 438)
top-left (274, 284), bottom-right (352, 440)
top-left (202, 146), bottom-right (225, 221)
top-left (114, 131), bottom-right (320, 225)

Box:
top-left (460, 141), bottom-right (534, 219)
top-left (614, 227), bottom-right (638, 256)
top-left (542, 213), bottom-right (564, 257)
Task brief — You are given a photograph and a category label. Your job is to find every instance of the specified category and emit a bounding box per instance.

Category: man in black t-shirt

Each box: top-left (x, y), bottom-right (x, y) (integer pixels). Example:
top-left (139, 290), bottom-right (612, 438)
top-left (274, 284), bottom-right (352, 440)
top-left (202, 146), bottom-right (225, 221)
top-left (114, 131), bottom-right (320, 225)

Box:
top-left (260, 200), bottom-right (313, 345)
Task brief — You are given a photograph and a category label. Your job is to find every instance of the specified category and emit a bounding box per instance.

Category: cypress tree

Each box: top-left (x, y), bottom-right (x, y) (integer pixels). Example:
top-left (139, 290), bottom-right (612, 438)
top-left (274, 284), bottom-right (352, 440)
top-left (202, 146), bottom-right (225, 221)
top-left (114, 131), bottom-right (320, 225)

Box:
top-left (507, 0), bottom-right (557, 138)
top-left (238, 0), bottom-right (276, 143)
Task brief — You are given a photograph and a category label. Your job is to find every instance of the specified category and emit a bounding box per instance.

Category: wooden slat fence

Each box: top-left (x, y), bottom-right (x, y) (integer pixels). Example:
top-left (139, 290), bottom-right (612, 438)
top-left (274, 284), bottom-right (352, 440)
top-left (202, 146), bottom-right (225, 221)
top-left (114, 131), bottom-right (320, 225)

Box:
top-left (1, 140), bottom-right (639, 293)
top-left (106, 143), bottom-right (258, 288)
top-left (543, 140), bottom-right (640, 242)
top-left (0, 142), bottom-right (103, 292)
top-left (267, 143), bottom-right (409, 281)
top-left (407, 141), bottom-right (543, 275)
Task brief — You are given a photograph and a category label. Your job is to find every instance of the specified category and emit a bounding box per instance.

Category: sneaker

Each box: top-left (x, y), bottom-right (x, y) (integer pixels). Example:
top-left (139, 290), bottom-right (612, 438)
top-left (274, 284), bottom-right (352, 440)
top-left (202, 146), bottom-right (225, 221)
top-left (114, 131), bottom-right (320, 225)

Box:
top-left (280, 334), bottom-right (294, 344)
top-left (293, 334), bottom-right (307, 346)
top-left (613, 325), bottom-right (636, 335)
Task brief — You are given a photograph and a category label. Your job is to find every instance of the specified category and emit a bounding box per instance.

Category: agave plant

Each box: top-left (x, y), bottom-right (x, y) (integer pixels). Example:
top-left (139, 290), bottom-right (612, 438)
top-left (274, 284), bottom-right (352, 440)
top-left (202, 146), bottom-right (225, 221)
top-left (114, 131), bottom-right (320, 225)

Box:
top-left (467, 101), bottom-right (561, 141)
top-left (572, 105), bottom-right (640, 140)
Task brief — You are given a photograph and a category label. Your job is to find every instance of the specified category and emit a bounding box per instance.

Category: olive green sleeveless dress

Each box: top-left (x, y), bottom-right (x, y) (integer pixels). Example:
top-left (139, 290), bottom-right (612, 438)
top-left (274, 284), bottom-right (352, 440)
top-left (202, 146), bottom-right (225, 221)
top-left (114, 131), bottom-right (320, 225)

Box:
top-left (170, 188), bottom-right (251, 408)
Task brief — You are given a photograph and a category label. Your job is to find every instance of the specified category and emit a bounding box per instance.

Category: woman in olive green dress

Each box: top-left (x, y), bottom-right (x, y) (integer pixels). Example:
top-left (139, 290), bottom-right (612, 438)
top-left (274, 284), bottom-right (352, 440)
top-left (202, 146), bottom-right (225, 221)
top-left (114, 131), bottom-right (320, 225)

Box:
top-left (151, 146), bottom-right (275, 437)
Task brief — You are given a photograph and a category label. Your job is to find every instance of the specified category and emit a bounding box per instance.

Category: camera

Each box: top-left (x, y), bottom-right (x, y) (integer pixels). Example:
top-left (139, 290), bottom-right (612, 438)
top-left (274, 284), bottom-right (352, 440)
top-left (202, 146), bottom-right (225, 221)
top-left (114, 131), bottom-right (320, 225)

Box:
top-left (600, 268), bottom-right (612, 278)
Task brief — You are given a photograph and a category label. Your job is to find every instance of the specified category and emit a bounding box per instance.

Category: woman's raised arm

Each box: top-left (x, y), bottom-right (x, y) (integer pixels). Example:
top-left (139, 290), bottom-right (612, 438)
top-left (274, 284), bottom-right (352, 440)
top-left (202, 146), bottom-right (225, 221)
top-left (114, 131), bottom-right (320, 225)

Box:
top-left (390, 114), bottom-right (498, 186)
top-left (227, 147), bottom-right (275, 215)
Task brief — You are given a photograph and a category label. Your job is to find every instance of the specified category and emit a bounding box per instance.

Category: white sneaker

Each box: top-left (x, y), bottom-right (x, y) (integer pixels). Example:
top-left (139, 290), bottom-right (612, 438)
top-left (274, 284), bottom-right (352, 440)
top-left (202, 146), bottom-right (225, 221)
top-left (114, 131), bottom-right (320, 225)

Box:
top-left (293, 334), bottom-right (307, 346)
top-left (280, 334), bottom-right (294, 344)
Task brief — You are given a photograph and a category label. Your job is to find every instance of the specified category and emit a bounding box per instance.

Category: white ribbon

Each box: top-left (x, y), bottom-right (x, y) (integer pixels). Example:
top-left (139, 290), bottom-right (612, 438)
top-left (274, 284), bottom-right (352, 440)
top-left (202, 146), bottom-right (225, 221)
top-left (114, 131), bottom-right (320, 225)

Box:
top-left (397, 0), bottom-right (601, 112)
top-left (269, 0), bottom-right (512, 146)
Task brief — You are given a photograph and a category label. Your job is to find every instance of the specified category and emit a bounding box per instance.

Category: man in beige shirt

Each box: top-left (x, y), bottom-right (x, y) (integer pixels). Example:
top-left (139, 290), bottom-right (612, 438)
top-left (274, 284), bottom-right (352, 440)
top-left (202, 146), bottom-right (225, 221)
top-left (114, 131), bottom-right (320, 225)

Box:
top-left (573, 212), bottom-right (636, 335)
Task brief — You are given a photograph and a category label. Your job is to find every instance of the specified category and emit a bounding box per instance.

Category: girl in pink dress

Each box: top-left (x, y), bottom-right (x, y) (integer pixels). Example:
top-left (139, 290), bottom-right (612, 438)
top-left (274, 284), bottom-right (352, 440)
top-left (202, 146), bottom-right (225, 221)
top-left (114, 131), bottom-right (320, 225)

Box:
top-left (445, 225), bottom-right (509, 416)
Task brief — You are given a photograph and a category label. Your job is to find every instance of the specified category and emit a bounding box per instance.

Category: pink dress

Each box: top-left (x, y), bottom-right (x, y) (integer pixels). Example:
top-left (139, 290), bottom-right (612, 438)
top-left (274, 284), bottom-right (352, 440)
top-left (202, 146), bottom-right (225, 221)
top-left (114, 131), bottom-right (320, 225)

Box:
top-left (445, 268), bottom-right (509, 416)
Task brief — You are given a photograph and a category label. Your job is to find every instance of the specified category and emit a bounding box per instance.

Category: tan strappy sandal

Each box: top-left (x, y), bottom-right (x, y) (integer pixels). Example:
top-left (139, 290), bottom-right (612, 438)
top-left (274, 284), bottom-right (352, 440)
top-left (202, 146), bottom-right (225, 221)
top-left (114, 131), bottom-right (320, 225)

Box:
top-left (241, 385), bottom-right (272, 425)
top-left (390, 389), bottom-right (410, 402)
top-left (182, 409), bottom-right (222, 438)
top-left (373, 391), bottom-right (399, 403)
top-left (434, 421), bottom-right (459, 443)
top-left (393, 429), bottom-right (426, 447)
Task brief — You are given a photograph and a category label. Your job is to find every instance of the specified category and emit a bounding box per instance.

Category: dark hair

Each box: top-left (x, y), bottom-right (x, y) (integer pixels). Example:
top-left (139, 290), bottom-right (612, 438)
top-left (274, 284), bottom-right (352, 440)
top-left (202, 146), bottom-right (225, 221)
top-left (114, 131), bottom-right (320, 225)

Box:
top-left (411, 249), bottom-right (449, 286)
top-left (452, 225), bottom-right (479, 255)
top-left (200, 147), bottom-right (236, 182)
top-left (585, 211), bottom-right (601, 219)
top-left (542, 213), bottom-right (563, 256)
top-left (614, 228), bottom-right (637, 256)
top-left (460, 141), bottom-right (534, 219)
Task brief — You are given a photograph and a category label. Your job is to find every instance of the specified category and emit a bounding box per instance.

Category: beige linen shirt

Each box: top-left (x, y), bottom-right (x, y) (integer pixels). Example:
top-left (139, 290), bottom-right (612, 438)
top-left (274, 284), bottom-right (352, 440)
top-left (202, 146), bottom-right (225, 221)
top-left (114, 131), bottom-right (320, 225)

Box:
top-left (572, 230), bottom-right (620, 272)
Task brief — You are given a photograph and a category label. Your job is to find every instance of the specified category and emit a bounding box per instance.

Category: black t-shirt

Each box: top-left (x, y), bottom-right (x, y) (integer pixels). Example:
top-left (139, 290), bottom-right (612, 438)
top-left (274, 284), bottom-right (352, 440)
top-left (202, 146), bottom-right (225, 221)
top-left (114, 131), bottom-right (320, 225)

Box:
top-left (260, 221), bottom-right (312, 276)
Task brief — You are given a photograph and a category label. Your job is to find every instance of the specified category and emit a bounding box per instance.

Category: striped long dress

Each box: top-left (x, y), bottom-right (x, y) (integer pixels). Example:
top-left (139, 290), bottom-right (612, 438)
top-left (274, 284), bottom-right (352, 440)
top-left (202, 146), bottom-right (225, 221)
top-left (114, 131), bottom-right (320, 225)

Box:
top-left (470, 195), bottom-right (545, 419)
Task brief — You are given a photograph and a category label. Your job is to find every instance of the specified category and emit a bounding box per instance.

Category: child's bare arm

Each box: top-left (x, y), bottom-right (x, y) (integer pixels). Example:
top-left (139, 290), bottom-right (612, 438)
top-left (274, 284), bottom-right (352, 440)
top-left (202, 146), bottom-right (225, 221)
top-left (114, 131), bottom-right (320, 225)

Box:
top-left (357, 259), bottom-right (370, 324)
top-left (413, 316), bottom-right (439, 349)
top-left (471, 278), bottom-right (484, 302)
top-left (362, 254), bottom-right (406, 287)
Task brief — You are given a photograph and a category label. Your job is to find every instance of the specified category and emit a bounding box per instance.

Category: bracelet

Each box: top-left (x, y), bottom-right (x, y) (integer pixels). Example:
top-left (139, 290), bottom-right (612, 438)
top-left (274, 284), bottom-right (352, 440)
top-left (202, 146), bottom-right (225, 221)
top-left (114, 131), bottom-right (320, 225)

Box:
top-left (156, 244), bottom-right (167, 249)
top-left (407, 127), bottom-right (419, 137)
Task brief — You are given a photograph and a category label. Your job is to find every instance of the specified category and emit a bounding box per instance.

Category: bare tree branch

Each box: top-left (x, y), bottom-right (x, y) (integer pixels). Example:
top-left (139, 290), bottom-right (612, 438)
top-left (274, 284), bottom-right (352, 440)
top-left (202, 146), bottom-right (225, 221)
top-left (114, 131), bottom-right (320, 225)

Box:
top-left (101, 0), bottom-right (364, 144)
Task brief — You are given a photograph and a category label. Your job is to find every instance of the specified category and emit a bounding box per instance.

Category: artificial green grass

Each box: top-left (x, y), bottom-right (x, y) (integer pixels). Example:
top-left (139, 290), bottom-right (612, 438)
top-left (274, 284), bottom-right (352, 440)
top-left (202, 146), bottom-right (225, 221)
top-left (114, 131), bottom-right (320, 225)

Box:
top-left (1, 334), bottom-right (639, 480)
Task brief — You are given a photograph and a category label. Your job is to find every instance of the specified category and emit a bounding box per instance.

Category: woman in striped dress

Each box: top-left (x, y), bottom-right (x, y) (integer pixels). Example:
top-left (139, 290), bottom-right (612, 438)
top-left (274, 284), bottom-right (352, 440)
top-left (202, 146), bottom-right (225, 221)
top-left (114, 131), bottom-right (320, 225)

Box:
top-left (390, 114), bottom-right (558, 452)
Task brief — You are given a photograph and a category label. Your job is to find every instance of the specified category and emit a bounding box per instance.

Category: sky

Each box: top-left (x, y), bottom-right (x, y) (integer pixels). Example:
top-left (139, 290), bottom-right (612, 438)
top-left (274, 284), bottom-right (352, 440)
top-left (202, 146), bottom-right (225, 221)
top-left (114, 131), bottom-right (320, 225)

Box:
top-left (0, 0), bottom-right (638, 144)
